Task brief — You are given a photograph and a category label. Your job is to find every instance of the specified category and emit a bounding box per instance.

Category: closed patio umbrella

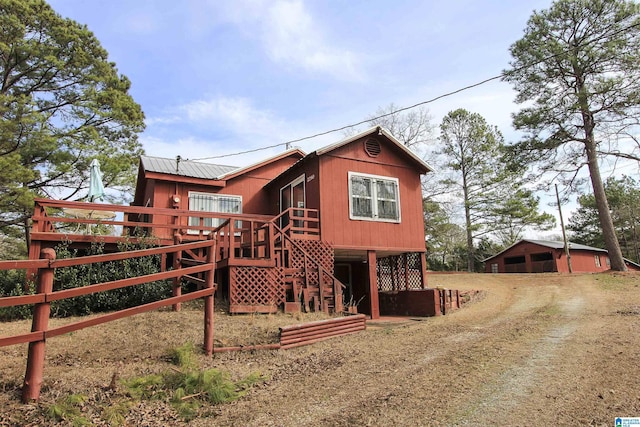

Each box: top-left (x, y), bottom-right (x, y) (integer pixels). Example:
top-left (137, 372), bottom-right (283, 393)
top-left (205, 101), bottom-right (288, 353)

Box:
top-left (88, 159), bottom-right (105, 202)
top-left (63, 159), bottom-right (115, 232)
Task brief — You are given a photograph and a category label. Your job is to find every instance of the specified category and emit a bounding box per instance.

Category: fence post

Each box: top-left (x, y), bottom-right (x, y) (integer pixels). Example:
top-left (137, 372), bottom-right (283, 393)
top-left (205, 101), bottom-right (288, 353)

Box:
top-left (22, 248), bottom-right (56, 403)
top-left (203, 234), bottom-right (216, 356)
top-left (172, 233), bottom-right (183, 312)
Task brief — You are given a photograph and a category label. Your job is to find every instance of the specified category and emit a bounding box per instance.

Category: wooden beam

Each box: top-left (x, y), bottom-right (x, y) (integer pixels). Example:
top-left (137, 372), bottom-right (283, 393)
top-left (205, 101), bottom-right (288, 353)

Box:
top-left (367, 250), bottom-right (380, 319)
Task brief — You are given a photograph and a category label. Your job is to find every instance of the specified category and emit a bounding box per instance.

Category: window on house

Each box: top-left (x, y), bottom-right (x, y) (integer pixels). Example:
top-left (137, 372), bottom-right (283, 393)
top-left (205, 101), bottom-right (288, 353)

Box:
top-left (348, 172), bottom-right (400, 222)
top-left (491, 263), bottom-right (499, 273)
top-left (595, 255), bottom-right (601, 267)
top-left (188, 192), bottom-right (242, 232)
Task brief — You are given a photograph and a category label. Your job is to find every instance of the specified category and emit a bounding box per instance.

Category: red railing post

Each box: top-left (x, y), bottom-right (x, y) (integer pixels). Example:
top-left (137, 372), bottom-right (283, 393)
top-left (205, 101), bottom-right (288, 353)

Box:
top-left (268, 222), bottom-right (275, 262)
top-left (249, 221), bottom-right (255, 258)
top-left (22, 248), bottom-right (56, 403)
top-left (172, 233), bottom-right (183, 312)
top-left (228, 220), bottom-right (235, 261)
top-left (203, 234), bottom-right (216, 356)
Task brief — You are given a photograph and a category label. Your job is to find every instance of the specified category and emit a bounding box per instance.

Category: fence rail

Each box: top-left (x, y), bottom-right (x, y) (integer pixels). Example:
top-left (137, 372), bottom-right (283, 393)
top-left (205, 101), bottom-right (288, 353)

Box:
top-left (0, 236), bottom-right (217, 403)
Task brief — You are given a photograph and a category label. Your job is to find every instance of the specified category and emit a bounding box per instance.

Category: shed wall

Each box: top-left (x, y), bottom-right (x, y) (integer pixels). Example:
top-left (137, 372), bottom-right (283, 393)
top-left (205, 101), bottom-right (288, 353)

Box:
top-left (485, 242), bottom-right (613, 273)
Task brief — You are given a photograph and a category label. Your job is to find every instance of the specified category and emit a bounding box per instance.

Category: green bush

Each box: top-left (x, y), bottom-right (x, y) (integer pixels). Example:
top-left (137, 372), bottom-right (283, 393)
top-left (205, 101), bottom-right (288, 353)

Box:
top-left (0, 238), bottom-right (177, 320)
top-left (0, 269), bottom-right (34, 321)
top-left (50, 239), bottom-right (173, 317)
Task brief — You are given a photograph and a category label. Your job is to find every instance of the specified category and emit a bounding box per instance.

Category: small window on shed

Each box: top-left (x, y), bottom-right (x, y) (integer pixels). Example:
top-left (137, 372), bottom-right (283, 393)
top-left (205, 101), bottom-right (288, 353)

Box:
top-left (364, 138), bottom-right (381, 157)
top-left (595, 255), bottom-right (601, 267)
top-left (491, 263), bottom-right (498, 273)
top-left (606, 257), bottom-right (611, 267)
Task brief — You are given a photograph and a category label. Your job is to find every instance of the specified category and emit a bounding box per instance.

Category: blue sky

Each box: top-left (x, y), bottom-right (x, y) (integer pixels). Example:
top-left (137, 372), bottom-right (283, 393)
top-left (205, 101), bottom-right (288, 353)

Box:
top-left (48, 0), bottom-right (553, 161)
top-left (50, 0), bottom-right (624, 235)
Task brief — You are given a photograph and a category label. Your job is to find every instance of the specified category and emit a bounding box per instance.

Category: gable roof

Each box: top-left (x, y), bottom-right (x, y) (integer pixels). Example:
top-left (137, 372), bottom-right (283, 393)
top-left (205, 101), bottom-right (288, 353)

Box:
top-left (525, 239), bottom-right (608, 253)
top-left (484, 239), bottom-right (640, 269)
top-left (314, 126), bottom-right (433, 173)
top-left (140, 148), bottom-right (305, 181)
top-left (484, 239), bottom-right (607, 262)
top-left (140, 155), bottom-right (237, 179)
top-left (217, 148), bottom-right (305, 180)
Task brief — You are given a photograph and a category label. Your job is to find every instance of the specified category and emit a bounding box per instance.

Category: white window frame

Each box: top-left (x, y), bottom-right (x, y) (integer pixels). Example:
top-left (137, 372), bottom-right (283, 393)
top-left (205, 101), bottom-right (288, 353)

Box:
top-left (187, 191), bottom-right (242, 234)
top-left (280, 174), bottom-right (306, 211)
top-left (348, 171), bottom-right (401, 223)
top-left (595, 254), bottom-right (601, 268)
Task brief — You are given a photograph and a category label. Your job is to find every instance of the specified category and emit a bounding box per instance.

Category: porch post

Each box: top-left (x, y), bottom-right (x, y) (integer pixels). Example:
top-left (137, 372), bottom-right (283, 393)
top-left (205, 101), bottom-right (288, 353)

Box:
top-left (367, 250), bottom-right (380, 319)
top-left (420, 252), bottom-right (428, 289)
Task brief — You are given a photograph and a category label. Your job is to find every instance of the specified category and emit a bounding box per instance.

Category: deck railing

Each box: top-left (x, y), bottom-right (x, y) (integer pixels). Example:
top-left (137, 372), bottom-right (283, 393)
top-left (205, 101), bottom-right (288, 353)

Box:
top-left (31, 199), bottom-right (320, 247)
top-left (272, 207), bottom-right (320, 239)
top-left (30, 198), bottom-right (275, 244)
top-left (0, 237), bottom-right (217, 403)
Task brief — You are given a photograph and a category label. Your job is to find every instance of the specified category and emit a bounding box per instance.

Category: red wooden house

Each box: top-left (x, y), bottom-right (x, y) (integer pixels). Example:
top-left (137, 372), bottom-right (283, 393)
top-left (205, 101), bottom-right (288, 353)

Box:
top-left (484, 239), bottom-right (640, 273)
top-left (128, 126), bottom-right (434, 318)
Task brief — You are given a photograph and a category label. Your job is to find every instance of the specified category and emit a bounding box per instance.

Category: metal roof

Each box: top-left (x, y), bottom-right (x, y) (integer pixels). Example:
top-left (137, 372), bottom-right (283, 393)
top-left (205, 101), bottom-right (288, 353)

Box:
top-left (524, 239), bottom-right (608, 253)
top-left (140, 156), bottom-right (238, 179)
top-left (483, 239), bottom-right (608, 262)
top-left (484, 239), bottom-right (640, 269)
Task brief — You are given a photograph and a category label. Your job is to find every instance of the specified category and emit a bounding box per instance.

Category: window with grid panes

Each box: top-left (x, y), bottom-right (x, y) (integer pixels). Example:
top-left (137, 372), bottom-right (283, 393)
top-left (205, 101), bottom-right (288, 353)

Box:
top-left (348, 172), bottom-right (400, 222)
top-left (188, 192), bottom-right (242, 233)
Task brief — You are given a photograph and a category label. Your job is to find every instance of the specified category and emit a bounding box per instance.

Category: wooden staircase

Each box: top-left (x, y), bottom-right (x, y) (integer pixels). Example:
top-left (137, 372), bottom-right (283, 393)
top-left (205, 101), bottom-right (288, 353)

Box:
top-left (213, 208), bottom-right (344, 314)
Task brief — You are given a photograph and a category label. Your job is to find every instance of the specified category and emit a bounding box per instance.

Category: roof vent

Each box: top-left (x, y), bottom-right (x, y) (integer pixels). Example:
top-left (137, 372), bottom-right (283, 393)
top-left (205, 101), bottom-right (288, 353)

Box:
top-left (364, 138), bottom-right (381, 157)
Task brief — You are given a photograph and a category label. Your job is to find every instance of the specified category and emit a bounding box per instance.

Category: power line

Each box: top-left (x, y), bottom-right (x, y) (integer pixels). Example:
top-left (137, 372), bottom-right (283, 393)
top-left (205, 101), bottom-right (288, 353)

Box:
top-left (190, 74), bottom-right (503, 161)
top-left (191, 19), bottom-right (640, 162)
top-left (192, 75), bottom-right (502, 161)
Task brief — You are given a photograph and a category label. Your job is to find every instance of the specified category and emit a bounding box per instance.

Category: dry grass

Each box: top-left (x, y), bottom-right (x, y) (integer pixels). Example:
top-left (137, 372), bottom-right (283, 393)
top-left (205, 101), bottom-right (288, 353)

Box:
top-left (2, 273), bottom-right (640, 426)
top-left (0, 300), bottom-right (331, 425)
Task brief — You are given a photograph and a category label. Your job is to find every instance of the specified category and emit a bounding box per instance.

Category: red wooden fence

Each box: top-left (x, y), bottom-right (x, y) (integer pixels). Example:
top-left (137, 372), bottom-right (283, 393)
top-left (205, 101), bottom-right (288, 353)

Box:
top-left (0, 236), bottom-right (217, 403)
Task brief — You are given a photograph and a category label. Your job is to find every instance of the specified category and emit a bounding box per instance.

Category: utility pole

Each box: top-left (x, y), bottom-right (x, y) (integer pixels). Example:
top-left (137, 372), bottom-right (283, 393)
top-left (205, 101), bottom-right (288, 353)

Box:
top-left (555, 184), bottom-right (572, 273)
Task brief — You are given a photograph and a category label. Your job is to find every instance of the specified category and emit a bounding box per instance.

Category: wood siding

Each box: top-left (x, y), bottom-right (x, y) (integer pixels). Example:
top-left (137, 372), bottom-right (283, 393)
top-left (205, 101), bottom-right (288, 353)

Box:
top-left (482, 241), bottom-right (640, 273)
top-left (136, 156), bottom-right (300, 240)
top-left (318, 139), bottom-right (426, 252)
top-left (267, 136), bottom-right (427, 253)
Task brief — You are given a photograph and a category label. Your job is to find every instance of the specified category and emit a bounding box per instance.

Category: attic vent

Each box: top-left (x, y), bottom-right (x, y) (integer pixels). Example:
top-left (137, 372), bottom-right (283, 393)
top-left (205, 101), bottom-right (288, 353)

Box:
top-left (364, 138), bottom-right (381, 157)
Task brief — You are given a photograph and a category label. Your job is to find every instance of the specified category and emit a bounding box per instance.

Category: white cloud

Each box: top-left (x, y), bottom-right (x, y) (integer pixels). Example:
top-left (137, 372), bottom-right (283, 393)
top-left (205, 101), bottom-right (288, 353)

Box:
top-left (180, 96), bottom-right (286, 138)
top-left (144, 95), bottom-right (307, 162)
top-left (123, 12), bottom-right (158, 34)
top-left (214, 0), bottom-right (364, 81)
top-left (143, 93), bottom-right (354, 165)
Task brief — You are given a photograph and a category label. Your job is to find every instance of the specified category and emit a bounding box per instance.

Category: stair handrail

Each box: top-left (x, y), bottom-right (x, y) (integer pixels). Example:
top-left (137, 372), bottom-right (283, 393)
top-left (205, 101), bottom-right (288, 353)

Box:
top-left (271, 222), bottom-right (345, 313)
top-left (271, 207), bottom-right (319, 238)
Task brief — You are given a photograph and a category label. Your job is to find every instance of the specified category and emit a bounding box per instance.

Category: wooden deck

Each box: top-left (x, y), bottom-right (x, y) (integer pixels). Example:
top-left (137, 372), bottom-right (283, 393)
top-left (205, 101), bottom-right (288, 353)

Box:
top-left (29, 199), bottom-right (343, 314)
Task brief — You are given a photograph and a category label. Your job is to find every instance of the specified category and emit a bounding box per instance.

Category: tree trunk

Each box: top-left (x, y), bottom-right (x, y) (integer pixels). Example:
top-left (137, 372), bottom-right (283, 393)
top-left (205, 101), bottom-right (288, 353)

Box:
top-left (462, 173), bottom-right (474, 272)
top-left (575, 68), bottom-right (627, 272)
top-left (584, 137), bottom-right (627, 271)
top-left (24, 215), bottom-right (31, 255)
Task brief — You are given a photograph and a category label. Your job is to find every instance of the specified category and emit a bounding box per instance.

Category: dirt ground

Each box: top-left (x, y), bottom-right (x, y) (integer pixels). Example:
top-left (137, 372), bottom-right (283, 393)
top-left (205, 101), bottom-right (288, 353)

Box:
top-left (1, 272), bottom-right (640, 426)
